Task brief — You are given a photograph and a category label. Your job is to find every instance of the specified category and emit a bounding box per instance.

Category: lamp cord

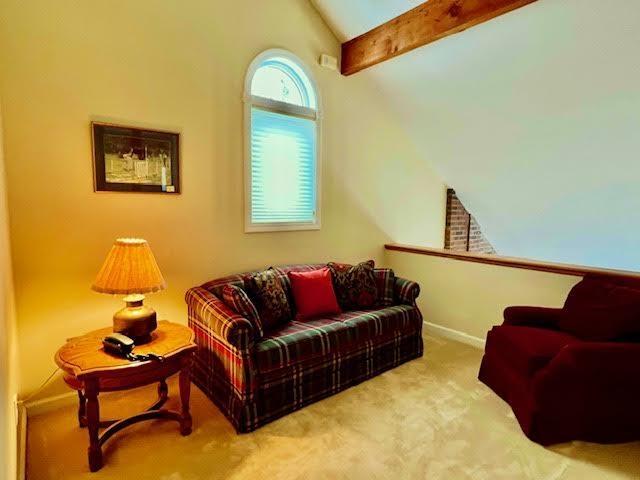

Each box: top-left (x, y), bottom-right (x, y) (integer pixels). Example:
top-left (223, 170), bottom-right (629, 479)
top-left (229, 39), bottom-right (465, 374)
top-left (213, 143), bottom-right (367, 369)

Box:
top-left (21, 355), bottom-right (164, 404)
top-left (21, 367), bottom-right (61, 404)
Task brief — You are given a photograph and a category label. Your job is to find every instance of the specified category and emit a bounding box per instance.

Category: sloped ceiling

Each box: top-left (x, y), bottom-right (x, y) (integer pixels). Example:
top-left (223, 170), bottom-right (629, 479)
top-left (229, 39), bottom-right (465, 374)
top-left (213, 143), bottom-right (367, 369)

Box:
top-left (312, 0), bottom-right (640, 271)
top-left (311, 0), bottom-right (424, 41)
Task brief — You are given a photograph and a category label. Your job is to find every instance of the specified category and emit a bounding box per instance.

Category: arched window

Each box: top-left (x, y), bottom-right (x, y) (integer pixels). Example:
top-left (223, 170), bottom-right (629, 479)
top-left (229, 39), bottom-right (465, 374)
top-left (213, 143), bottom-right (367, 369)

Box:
top-left (244, 49), bottom-right (320, 232)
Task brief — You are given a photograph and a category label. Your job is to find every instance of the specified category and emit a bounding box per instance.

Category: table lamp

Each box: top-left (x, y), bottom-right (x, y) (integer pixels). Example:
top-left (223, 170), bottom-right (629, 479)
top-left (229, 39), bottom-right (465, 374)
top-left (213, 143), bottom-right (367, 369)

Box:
top-left (92, 238), bottom-right (166, 343)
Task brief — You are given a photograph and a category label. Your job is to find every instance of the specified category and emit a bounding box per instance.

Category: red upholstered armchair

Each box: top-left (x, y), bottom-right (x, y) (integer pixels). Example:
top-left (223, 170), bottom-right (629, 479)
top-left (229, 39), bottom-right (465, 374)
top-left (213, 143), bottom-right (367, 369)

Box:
top-left (479, 275), bottom-right (640, 445)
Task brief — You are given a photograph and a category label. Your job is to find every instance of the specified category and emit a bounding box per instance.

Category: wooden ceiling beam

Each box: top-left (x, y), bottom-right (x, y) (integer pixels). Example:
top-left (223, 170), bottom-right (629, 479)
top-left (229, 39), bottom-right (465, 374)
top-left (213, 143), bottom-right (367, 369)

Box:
top-left (341, 0), bottom-right (538, 76)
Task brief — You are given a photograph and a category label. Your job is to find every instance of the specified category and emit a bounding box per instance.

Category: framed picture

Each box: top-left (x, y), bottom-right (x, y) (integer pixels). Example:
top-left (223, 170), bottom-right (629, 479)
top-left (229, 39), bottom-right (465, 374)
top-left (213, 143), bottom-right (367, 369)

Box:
top-left (92, 122), bottom-right (180, 193)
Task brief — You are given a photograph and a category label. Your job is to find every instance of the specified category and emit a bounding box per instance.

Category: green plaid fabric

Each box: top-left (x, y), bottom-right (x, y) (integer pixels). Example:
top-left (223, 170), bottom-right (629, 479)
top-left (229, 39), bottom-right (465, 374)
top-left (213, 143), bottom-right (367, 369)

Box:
top-left (221, 284), bottom-right (264, 339)
top-left (255, 305), bottom-right (421, 373)
top-left (395, 276), bottom-right (420, 306)
top-left (186, 265), bottom-right (423, 433)
top-left (374, 268), bottom-right (395, 306)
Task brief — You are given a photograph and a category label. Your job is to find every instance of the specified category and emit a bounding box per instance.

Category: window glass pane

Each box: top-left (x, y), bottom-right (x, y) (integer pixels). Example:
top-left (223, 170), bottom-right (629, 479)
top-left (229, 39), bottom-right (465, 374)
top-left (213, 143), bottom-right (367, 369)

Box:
top-left (251, 57), bottom-right (317, 110)
top-left (251, 65), bottom-right (305, 106)
top-left (250, 107), bottom-right (316, 224)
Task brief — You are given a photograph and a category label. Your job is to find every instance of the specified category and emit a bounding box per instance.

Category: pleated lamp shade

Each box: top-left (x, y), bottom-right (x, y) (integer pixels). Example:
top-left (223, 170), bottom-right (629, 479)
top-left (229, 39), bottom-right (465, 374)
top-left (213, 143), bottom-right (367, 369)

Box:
top-left (92, 238), bottom-right (166, 295)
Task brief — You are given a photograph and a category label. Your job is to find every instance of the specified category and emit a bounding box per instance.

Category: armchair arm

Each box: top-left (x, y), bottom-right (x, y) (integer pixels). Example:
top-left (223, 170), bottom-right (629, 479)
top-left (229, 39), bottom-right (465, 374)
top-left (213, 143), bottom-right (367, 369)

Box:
top-left (531, 342), bottom-right (640, 416)
top-left (503, 306), bottom-right (563, 328)
top-left (548, 341), bottom-right (640, 381)
top-left (394, 277), bottom-right (420, 306)
top-left (185, 286), bottom-right (255, 352)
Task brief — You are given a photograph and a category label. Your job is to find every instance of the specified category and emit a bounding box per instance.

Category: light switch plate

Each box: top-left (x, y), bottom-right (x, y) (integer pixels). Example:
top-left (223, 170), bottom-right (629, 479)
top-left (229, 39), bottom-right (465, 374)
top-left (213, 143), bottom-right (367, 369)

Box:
top-left (319, 54), bottom-right (338, 71)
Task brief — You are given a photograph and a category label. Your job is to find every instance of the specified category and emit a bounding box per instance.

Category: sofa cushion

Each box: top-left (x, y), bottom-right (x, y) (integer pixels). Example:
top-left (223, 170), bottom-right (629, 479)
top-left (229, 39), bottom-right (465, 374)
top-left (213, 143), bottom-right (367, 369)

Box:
top-left (221, 284), bottom-right (264, 339)
top-left (341, 305), bottom-right (421, 343)
top-left (288, 268), bottom-right (341, 320)
top-left (245, 268), bottom-right (292, 330)
top-left (561, 278), bottom-right (640, 341)
top-left (374, 268), bottom-right (395, 307)
top-left (485, 325), bottom-right (580, 377)
top-left (255, 305), bottom-right (421, 373)
top-left (327, 260), bottom-right (377, 310)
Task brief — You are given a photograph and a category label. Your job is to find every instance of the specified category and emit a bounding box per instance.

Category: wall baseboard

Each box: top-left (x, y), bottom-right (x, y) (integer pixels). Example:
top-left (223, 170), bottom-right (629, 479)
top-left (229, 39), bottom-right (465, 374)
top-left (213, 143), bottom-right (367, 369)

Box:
top-left (424, 321), bottom-right (486, 349)
top-left (16, 402), bottom-right (27, 480)
top-left (16, 391), bottom-right (77, 479)
top-left (24, 391), bottom-right (76, 418)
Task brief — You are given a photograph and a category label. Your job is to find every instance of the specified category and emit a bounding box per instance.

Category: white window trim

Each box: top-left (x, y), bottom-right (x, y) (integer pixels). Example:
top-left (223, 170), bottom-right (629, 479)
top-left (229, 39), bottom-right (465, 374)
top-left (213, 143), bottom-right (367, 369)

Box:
top-left (243, 49), bottom-right (322, 233)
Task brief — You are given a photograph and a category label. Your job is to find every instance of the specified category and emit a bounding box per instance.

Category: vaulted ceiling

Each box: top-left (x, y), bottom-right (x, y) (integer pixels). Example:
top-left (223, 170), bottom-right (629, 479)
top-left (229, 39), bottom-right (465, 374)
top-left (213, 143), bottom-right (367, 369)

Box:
top-left (312, 0), bottom-right (640, 271)
top-left (313, 0), bottom-right (425, 42)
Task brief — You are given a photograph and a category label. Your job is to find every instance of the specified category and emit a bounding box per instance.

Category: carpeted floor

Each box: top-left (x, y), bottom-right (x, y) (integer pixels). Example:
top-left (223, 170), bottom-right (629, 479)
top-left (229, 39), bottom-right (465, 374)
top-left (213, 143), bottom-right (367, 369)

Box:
top-left (27, 335), bottom-right (640, 480)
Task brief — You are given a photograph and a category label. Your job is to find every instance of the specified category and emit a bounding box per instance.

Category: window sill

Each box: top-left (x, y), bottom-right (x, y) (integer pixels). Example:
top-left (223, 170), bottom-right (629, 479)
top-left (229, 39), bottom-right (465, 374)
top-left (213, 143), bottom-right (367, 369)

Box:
top-left (245, 222), bottom-right (321, 233)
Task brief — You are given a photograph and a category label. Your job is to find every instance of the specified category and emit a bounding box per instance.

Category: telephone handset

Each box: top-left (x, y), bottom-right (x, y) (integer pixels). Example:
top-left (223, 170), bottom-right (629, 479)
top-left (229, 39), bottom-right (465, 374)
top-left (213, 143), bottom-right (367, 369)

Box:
top-left (102, 333), bottom-right (164, 362)
top-left (103, 333), bottom-right (135, 356)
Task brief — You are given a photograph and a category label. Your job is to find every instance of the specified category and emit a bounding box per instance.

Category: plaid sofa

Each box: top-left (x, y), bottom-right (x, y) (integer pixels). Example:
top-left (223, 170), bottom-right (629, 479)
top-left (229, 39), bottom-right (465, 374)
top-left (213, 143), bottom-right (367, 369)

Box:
top-left (185, 264), bottom-right (423, 432)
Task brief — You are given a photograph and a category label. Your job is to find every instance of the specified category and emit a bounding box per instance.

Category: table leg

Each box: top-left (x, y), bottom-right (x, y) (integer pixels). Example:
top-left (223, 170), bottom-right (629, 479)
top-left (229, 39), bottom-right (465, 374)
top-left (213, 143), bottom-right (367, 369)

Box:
top-left (77, 390), bottom-right (87, 428)
top-left (158, 378), bottom-right (168, 403)
top-left (85, 380), bottom-right (103, 472)
top-left (178, 362), bottom-right (192, 436)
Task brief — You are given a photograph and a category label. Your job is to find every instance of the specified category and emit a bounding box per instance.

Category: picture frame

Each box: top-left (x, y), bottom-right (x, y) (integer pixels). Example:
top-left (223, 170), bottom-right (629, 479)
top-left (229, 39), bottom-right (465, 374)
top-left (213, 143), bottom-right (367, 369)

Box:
top-left (91, 122), bottom-right (180, 194)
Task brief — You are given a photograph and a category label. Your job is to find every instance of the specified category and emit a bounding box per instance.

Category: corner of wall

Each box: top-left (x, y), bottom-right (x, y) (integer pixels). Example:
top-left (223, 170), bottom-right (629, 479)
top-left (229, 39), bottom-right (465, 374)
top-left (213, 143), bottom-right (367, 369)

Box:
top-left (0, 98), bottom-right (20, 480)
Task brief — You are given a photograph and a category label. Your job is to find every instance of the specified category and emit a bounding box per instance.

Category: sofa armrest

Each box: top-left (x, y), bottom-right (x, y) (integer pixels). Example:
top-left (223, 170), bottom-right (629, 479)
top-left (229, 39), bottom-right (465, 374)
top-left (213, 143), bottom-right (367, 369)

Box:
top-left (185, 287), bottom-right (255, 351)
top-left (394, 277), bottom-right (420, 306)
top-left (503, 306), bottom-right (563, 328)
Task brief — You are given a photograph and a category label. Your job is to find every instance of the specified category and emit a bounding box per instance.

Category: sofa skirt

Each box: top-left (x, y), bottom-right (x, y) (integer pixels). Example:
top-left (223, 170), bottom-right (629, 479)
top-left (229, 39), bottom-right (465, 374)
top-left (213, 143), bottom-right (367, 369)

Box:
top-left (192, 330), bottom-right (424, 432)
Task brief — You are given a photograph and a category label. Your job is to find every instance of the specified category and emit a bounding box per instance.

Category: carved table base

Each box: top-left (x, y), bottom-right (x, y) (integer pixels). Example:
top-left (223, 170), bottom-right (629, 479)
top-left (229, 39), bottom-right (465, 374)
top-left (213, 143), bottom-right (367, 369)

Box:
top-left (77, 379), bottom-right (170, 429)
top-left (79, 365), bottom-right (192, 472)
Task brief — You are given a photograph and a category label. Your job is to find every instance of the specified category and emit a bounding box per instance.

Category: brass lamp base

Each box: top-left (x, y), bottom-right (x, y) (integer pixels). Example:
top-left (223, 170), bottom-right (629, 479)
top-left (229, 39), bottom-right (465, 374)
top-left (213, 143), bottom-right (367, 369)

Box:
top-left (113, 294), bottom-right (157, 344)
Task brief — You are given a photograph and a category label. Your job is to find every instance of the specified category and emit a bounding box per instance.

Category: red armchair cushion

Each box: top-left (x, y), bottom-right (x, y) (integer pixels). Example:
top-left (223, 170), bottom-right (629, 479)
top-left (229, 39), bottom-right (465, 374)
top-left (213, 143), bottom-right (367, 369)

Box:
top-left (288, 268), bottom-right (341, 320)
top-left (486, 325), bottom-right (579, 377)
top-left (559, 278), bottom-right (640, 341)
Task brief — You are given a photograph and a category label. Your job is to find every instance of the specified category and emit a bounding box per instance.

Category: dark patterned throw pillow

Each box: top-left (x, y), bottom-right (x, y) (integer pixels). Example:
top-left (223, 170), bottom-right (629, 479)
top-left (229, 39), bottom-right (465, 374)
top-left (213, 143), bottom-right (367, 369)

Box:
top-left (374, 268), bottom-right (395, 307)
top-left (327, 260), bottom-right (377, 310)
top-left (245, 268), bottom-right (292, 330)
top-left (221, 284), bottom-right (264, 338)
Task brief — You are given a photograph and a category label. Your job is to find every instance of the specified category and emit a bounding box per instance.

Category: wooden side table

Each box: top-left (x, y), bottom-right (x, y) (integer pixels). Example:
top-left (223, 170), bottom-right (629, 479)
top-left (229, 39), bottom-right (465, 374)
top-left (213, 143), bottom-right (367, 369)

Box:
top-left (55, 320), bottom-right (197, 472)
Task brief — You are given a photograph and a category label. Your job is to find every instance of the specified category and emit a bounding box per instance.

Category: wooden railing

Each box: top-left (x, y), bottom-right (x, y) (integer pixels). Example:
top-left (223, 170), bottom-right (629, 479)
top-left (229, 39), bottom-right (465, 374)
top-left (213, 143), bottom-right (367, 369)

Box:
top-left (385, 243), bottom-right (640, 281)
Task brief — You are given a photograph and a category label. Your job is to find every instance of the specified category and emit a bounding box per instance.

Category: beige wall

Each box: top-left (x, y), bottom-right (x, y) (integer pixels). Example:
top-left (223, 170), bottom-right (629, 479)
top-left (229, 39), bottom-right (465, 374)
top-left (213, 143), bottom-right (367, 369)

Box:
top-left (386, 250), bottom-right (581, 341)
top-left (0, 100), bottom-right (18, 480)
top-left (0, 0), bottom-right (445, 397)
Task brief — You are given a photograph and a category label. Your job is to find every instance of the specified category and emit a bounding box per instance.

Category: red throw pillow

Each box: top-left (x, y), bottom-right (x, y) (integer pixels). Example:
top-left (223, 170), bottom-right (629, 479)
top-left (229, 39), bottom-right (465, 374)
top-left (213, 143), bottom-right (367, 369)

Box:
top-left (288, 268), bottom-right (341, 320)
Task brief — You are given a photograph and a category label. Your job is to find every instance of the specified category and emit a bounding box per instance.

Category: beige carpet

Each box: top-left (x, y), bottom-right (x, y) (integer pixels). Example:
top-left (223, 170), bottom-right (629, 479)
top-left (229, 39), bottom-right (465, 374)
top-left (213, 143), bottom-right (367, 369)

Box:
top-left (27, 335), bottom-right (640, 480)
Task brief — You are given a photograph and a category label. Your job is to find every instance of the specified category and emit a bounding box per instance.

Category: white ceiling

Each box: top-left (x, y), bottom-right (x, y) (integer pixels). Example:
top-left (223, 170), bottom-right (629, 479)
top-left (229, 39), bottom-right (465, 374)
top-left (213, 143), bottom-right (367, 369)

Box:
top-left (311, 0), bottom-right (640, 271)
top-left (311, 0), bottom-right (425, 41)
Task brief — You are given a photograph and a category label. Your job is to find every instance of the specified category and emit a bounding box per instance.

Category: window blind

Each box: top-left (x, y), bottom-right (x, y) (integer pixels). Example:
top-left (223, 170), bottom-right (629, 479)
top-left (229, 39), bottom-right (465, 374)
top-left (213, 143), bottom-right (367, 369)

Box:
top-left (250, 107), bottom-right (317, 224)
